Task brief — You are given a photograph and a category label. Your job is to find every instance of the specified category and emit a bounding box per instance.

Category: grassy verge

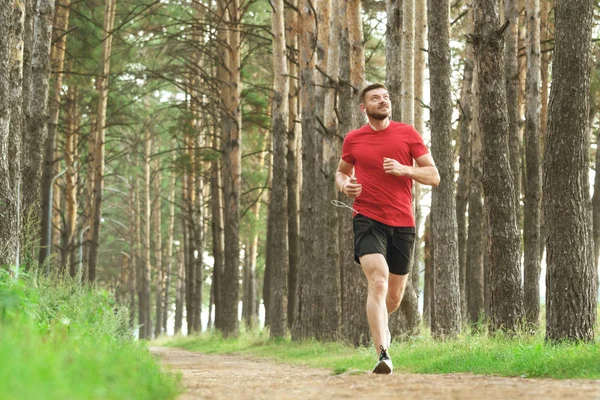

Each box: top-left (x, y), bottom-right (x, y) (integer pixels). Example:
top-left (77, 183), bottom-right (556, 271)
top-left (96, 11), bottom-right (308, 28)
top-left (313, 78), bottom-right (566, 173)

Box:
top-left (0, 269), bottom-right (181, 400)
top-left (157, 328), bottom-right (600, 380)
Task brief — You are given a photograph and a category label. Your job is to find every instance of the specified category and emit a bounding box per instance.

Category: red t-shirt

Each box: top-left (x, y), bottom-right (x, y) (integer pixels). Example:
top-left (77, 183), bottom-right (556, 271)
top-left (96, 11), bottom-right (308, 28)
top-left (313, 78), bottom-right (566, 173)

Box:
top-left (341, 121), bottom-right (429, 227)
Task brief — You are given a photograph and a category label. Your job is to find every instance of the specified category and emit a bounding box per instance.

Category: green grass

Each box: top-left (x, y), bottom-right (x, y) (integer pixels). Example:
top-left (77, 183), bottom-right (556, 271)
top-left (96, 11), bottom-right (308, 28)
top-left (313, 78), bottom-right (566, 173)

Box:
top-left (0, 269), bottom-right (181, 400)
top-left (156, 327), bottom-right (600, 380)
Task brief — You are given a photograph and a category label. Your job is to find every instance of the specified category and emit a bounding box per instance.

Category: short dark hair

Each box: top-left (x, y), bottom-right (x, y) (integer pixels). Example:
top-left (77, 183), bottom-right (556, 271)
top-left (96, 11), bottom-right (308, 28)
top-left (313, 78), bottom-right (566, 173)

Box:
top-left (359, 83), bottom-right (388, 104)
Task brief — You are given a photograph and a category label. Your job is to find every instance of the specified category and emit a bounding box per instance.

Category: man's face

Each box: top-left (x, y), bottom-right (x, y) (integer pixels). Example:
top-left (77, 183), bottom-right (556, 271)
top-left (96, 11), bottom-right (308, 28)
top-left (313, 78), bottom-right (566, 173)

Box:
top-left (362, 88), bottom-right (391, 120)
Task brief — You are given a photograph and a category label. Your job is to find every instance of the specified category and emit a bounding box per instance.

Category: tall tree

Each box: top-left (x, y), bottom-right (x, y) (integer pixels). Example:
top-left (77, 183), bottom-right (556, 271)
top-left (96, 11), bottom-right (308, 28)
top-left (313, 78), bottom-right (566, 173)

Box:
top-left (504, 0), bottom-right (521, 227)
top-left (523, 0), bottom-right (542, 328)
top-left (153, 149), bottom-right (163, 338)
top-left (338, 0), bottom-right (369, 347)
top-left (428, 0), bottom-right (461, 337)
top-left (294, 0), bottom-right (340, 342)
top-left (285, 0), bottom-right (301, 330)
top-left (219, 0), bottom-right (242, 337)
top-left (472, 0), bottom-right (524, 332)
top-left (39, 0), bottom-right (70, 267)
top-left (543, 0), bottom-right (597, 342)
top-left (87, 0), bottom-right (116, 282)
top-left (162, 142), bottom-right (177, 332)
top-left (0, 0), bottom-right (25, 269)
top-left (456, 2), bottom-right (474, 318)
top-left (267, 0), bottom-right (289, 338)
top-left (412, 0), bottom-right (426, 309)
top-left (466, 61), bottom-right (485, 323)
top-left (21, 0), bottom-right (56, 252)
top-left (65, 85), bottom-right (78, 276)
top-left (386, 0), bottom-right (401, 118)
top-left (141, 128), bottom-right (152, 339)
top-left (293, 0), bottom-right (320, 341)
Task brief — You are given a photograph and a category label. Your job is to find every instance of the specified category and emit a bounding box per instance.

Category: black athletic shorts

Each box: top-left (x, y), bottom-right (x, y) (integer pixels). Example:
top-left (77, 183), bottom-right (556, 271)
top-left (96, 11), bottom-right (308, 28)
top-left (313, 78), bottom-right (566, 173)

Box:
top-left (353, 214), bottom-right (416, 275)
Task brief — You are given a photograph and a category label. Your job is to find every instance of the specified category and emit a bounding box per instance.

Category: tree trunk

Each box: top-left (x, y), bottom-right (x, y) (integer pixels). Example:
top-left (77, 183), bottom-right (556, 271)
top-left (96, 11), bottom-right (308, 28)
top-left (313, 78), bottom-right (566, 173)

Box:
top-left (455, 10), bottom-right (474, 318)
top-left (321, 0), bottom-right (342, 340)
top-left (466, 62), bottom-right (485, 324)
top-left (523, 0), bottom-right (542, 328)
top-left (210, 127), bottom-right (224, 331)
top-left (174, 243), bottom-right (184, 334)
top-left (285, 0), bottom-right (301, 331)
top-left (153, 151), bottom-right (163, 338)
top-left (135, 172), bottom-right (145, 338)
top-left (293, 0), bottom-right (340, 342)
top-left (472, 0), bottom-right (524, 332)
top-left (0, 0), bottom-right (25, 269)
top-left (39, 0), bottom-right (70, 267)
top-left (543, 0), bottom-right (597, 342)
top-left (87, 0), bottom-right (116, 282)
top-left (267, 0), bottom-right (289, 339)
top-left (243, 145), bottom-right (266, 329)
top-left (422, 216), bottom-right (432, 326)
top-left (219, 0), bottom-right (242, 337)
top-left (128, 173), bottom-right (137, 329)
top-left (65, 85), bottom-right (78, 276)
top-left (338, 0), bottom-right (369, 347)
top-left (386, 0), bottom-right (402, 120)
top-left (428, 0), bottom-right (461, 337)
top-left (141, 130), bottom-right (152, 339)
top-left (163, 142), bottom-right (177, 332)
top-left (411, 0), bottom-right (426, 312)
top-left (538, 0), bottom-right (552, 262)
top-left (183, 166), bottom-right (195, 334)
top-left (21, 0), bottom-right (55, 243)
top-left (504, 0), bottom-right (522, 231)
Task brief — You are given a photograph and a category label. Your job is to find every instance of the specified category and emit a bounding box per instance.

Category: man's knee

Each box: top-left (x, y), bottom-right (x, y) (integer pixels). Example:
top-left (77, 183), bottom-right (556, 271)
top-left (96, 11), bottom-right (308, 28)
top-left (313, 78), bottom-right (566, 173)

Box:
top-left (370, 276), bottom-right (387, 293)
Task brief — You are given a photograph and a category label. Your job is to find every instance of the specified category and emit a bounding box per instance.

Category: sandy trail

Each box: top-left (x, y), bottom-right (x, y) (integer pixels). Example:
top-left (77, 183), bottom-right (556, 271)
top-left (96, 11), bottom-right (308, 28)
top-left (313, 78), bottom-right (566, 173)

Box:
top-left (151, 346), bottom-right (600, 399)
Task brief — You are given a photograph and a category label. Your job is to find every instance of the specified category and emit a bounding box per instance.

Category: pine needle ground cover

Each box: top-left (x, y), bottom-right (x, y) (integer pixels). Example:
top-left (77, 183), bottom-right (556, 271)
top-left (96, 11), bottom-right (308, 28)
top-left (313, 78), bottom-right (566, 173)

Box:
top-left (158, 328), bottom-right (600, 380)
top-left (0, 270), bottom-right (181, 400)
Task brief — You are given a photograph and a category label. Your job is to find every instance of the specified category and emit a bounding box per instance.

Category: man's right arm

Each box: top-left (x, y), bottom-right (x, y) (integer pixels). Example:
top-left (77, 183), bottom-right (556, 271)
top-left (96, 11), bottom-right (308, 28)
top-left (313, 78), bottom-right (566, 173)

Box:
top-left (336, 159), bottom-right (362, 198)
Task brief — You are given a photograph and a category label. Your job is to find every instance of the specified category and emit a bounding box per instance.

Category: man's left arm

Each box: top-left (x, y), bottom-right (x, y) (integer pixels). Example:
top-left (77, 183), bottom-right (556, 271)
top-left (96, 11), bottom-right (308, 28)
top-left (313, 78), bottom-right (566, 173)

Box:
top-left (383, 153), bottom-right (440, 186)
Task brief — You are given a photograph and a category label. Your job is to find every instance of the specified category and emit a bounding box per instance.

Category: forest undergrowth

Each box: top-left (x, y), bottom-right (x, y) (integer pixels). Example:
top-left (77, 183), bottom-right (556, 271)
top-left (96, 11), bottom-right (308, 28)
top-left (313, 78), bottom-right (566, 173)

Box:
top-left (157, 320), bottom-right (600, 380)
top-left (0, 267), bottom-right (181, 400)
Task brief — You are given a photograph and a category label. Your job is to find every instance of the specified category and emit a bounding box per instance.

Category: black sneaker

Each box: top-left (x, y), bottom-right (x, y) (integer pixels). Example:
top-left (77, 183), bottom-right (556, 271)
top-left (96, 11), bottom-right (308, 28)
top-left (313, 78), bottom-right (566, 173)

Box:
top-left (372, 345), bottom-right (393, 374)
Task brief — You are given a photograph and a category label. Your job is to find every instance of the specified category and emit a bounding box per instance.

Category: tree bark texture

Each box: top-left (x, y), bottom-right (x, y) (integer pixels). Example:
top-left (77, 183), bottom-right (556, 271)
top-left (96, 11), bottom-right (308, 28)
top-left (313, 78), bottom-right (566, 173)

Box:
top-left (65, 85), bottom-right (78, 276)
top-left (162, 142), bottom-right (176, 332)
top-left (220, 0), bottom-right (242, 337)
top-left (293, 0), bottom-right (341, 342)
top-left (466, 63), bottom-right (485, 323)
top-left (21, 0), bottom-right (55, 239)
top-left (268, 0), bottom-right (289, 339)
top-left (348, 0), bottom-right (365, 127)
top-left (472, 0), bottom-right (524, 332)
top-left (87, 0), bottom-right (116, 282)
top-left (0, 0), bottom-right (25, 269)
top-left (386, 0), bottom-right (402, 120)
top-left (337, 0), bottom-right (369, 347)
top-left (285, 0), bottom-right (301, 330)
top-left (523, 0), bottom-right (542, 328)
top-left (456, 27), bottom-right (474, 319)
top-left (504, 0), bottom-right (522, 231)
top-left (428, 0), bottom-right (461, 337)
top-left (38, 0), bottom-right (70, 267)
top-left (543, 0), bottom-right (597, 342)
top-left (141, 130), bottom-right (152, 339)
top-left (153, 153), bottom-right (163, 338)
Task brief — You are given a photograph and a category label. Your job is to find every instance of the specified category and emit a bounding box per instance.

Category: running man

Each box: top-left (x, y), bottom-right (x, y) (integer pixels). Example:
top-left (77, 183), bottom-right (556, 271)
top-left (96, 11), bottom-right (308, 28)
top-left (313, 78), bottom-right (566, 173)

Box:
top-left (336, 83), bottom-right (440, 374)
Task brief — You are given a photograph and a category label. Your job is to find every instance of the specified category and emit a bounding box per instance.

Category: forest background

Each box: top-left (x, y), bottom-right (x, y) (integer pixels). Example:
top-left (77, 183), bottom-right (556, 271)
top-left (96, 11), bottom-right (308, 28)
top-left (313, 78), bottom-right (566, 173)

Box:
top-left (1, 0), bottom-right (599, 348)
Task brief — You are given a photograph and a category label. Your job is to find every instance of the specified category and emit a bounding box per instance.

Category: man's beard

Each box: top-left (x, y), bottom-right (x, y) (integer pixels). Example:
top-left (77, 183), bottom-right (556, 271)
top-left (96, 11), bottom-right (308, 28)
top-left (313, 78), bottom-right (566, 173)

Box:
top-left (366, 107), bottom-right (391, 121)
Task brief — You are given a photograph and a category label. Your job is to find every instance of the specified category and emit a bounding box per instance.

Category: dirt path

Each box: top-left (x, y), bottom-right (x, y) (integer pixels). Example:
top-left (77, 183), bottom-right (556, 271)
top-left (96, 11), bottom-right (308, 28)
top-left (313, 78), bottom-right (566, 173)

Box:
top-left (151, 346), bottom-right (600, 400)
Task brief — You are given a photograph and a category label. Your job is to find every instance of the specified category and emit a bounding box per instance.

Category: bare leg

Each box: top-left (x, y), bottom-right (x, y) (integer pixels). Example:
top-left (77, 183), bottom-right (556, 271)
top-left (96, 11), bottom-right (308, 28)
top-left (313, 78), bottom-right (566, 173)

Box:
top-left (386, 273), bottom-right (409, 315)
top-left (360, 254), bottom-right (389, 356)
